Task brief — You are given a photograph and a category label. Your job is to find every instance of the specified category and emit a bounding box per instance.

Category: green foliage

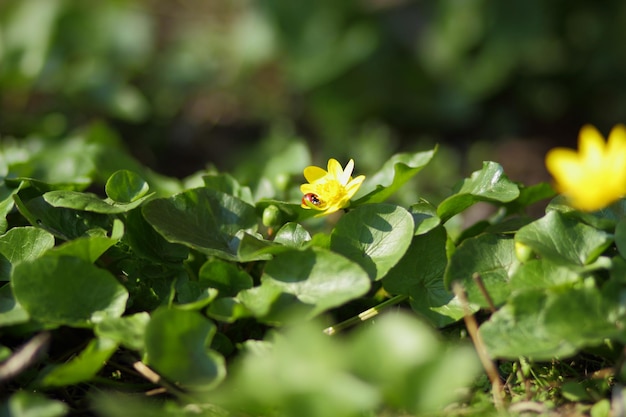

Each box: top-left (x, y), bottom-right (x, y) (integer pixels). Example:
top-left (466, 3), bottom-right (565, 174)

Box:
top-left (1, 124), bottom-right (625, 417)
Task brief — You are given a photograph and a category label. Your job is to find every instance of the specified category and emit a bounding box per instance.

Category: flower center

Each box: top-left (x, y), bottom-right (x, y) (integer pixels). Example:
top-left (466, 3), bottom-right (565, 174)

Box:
top-left (317, 180), bottom-right (347, 206)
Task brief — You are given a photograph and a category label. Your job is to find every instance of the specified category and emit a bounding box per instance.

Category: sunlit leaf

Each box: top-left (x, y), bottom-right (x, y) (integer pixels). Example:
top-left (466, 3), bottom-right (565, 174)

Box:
top-left (444, 233), bottom-right (519, 308)
top-left (383, 226), bottom-right (466, 327)
top-left (0, 226), bottom-right (54, 280)
top-left (261, 248), bottom-right (370, 317)
top-left (354, 148), bottom-right (437, 205)
top-left (330, 204), bottom-right (414, 281)
top-left (105, 170), bottom-right (150, 203)
top-left (142, 188), bottom-right (257, 260)
top-left (44, 189), bottom-right (153, 214)
top-left (437, 161), bottom-right (519, 222)
top-left (16, 195), bottom-right (113, 240)
top-left (516, 210), bottom-right (612, 267)
top-left (409, 199), bottom-right (441, 235)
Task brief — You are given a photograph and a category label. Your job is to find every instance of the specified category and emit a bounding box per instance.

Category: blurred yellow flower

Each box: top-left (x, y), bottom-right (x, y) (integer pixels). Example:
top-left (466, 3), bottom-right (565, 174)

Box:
top-left (300, 158), bottom-right (365, 215)
top-left (545, 124), bottom-right (626, 211)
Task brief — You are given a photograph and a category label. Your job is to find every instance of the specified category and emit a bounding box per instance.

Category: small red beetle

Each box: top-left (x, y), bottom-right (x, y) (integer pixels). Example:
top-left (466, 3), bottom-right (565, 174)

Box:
top-left (302, 193), bottom-right (322, 207)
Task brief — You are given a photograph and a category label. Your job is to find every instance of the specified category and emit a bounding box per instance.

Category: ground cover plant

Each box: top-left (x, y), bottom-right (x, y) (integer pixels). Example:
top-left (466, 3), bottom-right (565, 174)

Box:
top-left (1, 122), bottom-right (626, 417)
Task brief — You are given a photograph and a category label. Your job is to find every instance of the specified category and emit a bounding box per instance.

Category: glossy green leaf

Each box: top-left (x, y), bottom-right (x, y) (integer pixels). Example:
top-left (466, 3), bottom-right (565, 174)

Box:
top-left (12, 256), bottom-right (128, 327)
top-left (444, 233), bottom-right (519, 308)
top-left (383, 226), bottom-right (466, 327)
top-left (105, 170), bottom-right (149, 203)
top-left (95, 312), bottom-right (150, 352)
top-left (46, 235), bottom-right (118, 263)
top-left (515, 211), bottom-right (612, 267)
top-left (437, 161), bottom-right (520, 222)
top-left (353, 148), bottom-right (437, 205)
top-left (144, 307), bottom-right (225, 389)
top-left (273, 222), bottom-right (311, 247)
top-left (142, 188), bottom-right (257, 260)
top-left (0, 391), bottom-right (68, 417)
top-left (409, 199), bottom-right (441, 235)
top-left (41, 337), bottom-right (118, 387)
top-left (199, 259), bottom-right (253, 297)
top-left (16, 195), bottom-right (113, 240)
top-left (0, 227), bottom-right (54, 280)
top-left (43, 189), bottom-right (153, 214)
top-left (330, 204), bottom-right (414, 281)
top-left (261, 248), bottom-right (370, 317)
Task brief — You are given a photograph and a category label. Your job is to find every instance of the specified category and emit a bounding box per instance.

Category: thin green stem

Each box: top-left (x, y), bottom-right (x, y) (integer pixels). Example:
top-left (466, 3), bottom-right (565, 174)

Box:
top-left (323, 294), bottom-right (408, 335)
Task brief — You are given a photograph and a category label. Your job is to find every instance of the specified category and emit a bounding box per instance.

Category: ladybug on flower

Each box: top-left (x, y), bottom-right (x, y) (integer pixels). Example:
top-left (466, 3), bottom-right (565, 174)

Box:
top-left (300, 159), bottom-right (365, 216)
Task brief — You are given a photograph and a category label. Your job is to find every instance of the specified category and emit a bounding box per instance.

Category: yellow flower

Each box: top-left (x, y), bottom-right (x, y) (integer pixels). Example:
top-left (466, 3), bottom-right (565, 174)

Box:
top-left (300, 158), bottom-right (365, 215)
top-left (545, 124), bottom-right (626, 211)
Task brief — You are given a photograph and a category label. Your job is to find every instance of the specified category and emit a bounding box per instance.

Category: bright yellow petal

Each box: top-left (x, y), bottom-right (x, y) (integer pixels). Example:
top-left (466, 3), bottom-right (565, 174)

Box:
top-left (339, 159), bottom-right (354, 185)
top-left (344, 175), bottom-right (365, 199)
top-left (545, 148), bottom-right (583, 188)
top-left (327, 159), bottom-right (344, 181)
top-left (300, 184), bottom-right (318, 194)
top-left (607, 124), bottom-right (626, 154)
top-left (578, 125), bottom-right (606, 163)
top-left (304, 166), bottom-right (328, 183)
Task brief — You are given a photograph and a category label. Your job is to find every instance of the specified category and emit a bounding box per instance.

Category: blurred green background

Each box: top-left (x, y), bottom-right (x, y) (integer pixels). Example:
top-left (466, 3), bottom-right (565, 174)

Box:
top-left (2, 0), bottom-right (625, 197)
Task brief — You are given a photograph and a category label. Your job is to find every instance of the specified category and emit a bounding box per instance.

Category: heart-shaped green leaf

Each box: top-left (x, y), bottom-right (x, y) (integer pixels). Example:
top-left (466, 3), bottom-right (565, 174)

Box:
top-left (44, 189), bottom-right (153, 214)
top-left (330, 204), bottom-right (414, 281)
top-left (409, 199), bottom-right (441, 235)
top-left (12, 256), bottom-right (128, 327)
top-left (261, 248), bottom-right (370, 317)
top-left (0, 227), bottom-right (55, 280)
top-left (444, 233), bottom-right (520, 308)
top-left (105, 170), bottom-right (150, 203)
top-left (516, 210), bottom-right (612, 267)
top-left (383, 226), bottom-right (466, 327)
top-left (16, 195), bottom-right (113, 240)
top-left (142, 188), bottom-right (257, 260)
